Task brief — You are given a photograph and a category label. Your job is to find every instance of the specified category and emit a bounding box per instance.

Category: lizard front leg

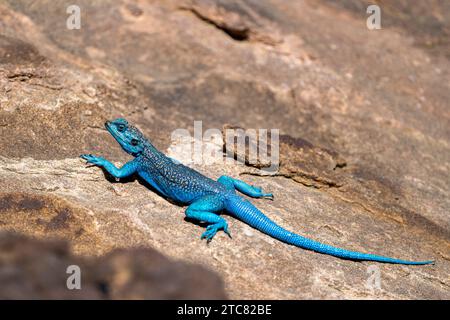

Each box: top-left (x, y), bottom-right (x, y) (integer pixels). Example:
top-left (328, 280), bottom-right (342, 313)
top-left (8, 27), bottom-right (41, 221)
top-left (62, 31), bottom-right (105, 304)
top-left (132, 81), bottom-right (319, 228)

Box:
top-left (80, 154), bottom-right (138, 179)
top-left (185, 195), bottom-right (231, 242)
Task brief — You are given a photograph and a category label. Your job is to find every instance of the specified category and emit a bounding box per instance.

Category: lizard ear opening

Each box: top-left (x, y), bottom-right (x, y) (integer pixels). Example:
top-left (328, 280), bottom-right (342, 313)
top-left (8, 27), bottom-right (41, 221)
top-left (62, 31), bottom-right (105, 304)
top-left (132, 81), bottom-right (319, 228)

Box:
top-left (131, 139), bottom-right (139, 146)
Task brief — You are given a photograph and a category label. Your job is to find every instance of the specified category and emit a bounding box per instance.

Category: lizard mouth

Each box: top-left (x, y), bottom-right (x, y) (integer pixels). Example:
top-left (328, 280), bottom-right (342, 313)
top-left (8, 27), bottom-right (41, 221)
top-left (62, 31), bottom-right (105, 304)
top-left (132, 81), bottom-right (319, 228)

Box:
top-left (105, 121), bottom-right (119, 142)
top-left (104, 120), bottom-right (131, 154)
top-left (104, 121), bottom-right (112, 134)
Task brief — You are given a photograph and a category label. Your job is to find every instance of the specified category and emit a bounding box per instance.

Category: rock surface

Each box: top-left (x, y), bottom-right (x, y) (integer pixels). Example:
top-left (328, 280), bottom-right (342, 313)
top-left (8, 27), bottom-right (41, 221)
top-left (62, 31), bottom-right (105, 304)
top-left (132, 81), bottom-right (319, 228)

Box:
top-left (0, 232), bottom-right (226, 299)
top-left (0, 0), bottom-right (449, 299)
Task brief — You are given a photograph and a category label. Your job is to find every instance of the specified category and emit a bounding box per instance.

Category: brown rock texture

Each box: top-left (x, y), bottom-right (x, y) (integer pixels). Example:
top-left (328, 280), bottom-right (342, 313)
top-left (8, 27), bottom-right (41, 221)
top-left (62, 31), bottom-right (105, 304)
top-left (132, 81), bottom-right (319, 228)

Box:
top-left (0, 232), bottom-right (226, 299)
top-left (0, 0), bottom-right (449, 299)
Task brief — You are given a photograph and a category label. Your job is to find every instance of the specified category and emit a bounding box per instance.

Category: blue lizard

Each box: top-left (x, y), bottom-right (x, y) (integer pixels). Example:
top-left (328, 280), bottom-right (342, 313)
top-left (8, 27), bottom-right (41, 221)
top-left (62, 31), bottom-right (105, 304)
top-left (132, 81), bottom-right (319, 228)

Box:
top-left (81, 118), bottom-right (433, 265)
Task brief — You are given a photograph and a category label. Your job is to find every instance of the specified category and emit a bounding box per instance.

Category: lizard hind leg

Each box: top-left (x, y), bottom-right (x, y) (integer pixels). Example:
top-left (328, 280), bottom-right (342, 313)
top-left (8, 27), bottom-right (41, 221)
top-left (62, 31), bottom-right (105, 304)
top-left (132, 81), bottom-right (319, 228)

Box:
top-left (185, 195), bottom-right (231, 242)
top-left (218, 175), bottom-right (273, 200)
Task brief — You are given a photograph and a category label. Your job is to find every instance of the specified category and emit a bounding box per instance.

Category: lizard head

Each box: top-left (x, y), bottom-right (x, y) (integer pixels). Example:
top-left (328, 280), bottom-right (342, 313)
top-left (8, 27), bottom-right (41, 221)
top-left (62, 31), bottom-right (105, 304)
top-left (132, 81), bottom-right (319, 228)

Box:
top-left (105, 118), bottom-right (145, 156)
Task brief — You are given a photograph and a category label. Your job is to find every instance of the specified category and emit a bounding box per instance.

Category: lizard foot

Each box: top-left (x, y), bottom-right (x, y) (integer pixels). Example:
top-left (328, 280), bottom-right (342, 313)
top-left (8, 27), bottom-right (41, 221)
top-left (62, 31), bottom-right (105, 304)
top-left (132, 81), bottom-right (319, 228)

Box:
top-left (262, 193), bottom-right (274, 200)
top-left (80, 154), bottom-right (105, 166)
top-left (252, 186), bottom-right (274, 200)
top-left (201, 222), bottom-right (231, 242)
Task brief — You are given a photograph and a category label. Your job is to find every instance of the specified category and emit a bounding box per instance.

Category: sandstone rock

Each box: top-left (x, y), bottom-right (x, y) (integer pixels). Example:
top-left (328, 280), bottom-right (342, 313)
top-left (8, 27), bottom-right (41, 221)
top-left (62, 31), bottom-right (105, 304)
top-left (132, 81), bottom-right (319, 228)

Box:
top-left (222, 124), bottom-right (347, 187)
top-left (0, 0), bottom-right (449, 299)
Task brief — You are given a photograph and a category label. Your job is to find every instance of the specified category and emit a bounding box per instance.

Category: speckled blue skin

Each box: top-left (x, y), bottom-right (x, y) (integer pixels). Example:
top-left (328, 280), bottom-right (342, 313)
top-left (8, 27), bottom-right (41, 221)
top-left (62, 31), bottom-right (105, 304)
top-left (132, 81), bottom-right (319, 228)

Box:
top-left (81, 118), bottom-right (434, 265)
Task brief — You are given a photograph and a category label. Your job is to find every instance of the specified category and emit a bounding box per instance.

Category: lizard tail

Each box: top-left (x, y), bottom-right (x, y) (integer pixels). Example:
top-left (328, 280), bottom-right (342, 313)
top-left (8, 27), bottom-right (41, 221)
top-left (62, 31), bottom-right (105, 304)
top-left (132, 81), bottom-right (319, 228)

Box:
top-left (225, 195), bottom-right (434, 265)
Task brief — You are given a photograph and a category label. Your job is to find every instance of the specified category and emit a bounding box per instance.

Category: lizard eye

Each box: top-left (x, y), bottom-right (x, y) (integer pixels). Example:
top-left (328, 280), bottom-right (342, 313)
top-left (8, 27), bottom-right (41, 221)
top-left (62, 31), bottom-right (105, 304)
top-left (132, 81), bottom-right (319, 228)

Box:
top-left (131, 139), bottom-right (139, 146)
top-left (117, 124), bottom-right (126, 132)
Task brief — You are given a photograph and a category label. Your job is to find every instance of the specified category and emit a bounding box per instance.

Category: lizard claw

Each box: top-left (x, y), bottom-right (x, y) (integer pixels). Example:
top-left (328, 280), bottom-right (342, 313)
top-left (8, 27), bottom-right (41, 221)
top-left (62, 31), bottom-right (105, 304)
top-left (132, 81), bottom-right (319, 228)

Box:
top-left (80, 154), bottom-right (104, 166)
top-left (224, 226), bottom-right (232, 239)
top-left (201, 225), bottom-right (218, 242)
top-left (263, 193), bottom-right (274, 200)
top-left (201, 222), bottom-right (231, 242)
top-left (251, 185), bottom-right (273, 200)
